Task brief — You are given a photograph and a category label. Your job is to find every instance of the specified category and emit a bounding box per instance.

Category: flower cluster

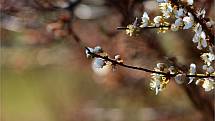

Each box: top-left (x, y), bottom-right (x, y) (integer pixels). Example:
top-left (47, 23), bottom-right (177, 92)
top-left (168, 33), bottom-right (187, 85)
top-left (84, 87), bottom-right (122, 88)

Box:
top-left (85, 46), bottom-right (123, 70)
top-left (181, 55), bottom-right (214, 92)
top-left (150, 61), bottom-right (214, 95)
top-left (158, 1), bottom-right (173, 18)
top-left (85, 46), bottom-right (214, 94)
top-left (198, 52), bottom-right (215, 91)
top-left (125, 11), bottom-right (170, 36)
top-left (124, 0), bottom-right (212, 36)
top-left (122, 0), bottom-right (215, 94)
top-left (85, 0), bottom-right (215, 95)
top-left (150, 63), bottom-right (170, 95)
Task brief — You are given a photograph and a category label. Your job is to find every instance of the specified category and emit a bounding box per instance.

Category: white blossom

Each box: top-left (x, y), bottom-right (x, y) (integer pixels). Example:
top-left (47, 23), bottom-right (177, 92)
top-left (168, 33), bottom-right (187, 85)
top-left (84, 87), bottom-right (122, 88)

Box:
top-left (114, 55), bottom-right (123, 63)
top-left (150, 73), bottom-right (168, 95)
top-left (183, 13), bottom-right (194, 29)
top-left (150, 77), bottom-right (161, 95)
top-left (159, 3), bottom-right (173, 18)
top-left (153, 16), bottom-right (162, 27)
top-left (196, 31), bottom-right (207, 49)
top-left (195, 79), bottom-right (203, 85)
top-left (85, 47), bottom-right (94, 58)
top-left (206, 21), bottom-right (215, 28)
top-left (203, 65), bottom-right (214, 73)
top-left (156, 0), bottom-right (168, 3)
top-left (174, 74), bottom-right (185, 84)
top-left (93, 58), bottom-right (106, 68)
top-left (114, 55), bottom-right (121, 60)
top-left (92, 63), bottom-right (111, 76)
top-left (202, 78), bottom-right (214, 91)
top-left (196, 9), bottom-right (206, 19)
top-left (140, 12), bottom-right (149, 28)
top-left (94, 46), bottom-right (103, 53)
top-left (156, 63), bottom-right (166, 71)
top-left (187, 0), bottom-right (193, 5)
top-left (85, 46), bottom-right (104, 58)
top-left (175, 18), bottom-right (183, 27)
top-left (201, 53), bottom-right (215, 66)
top-left (126, 18), bottom-right (138, 36)
top-left (171, 24), bottom-right (179, 31)
top-left (192, 24), bottom-right (207, 50)
top-left (175, 8), bottom-right (185, 18)
top-left (126, 25), bottom-right (135, 36)
top-left (168, 66), bottom-right (176, 74)
top-left (188, 63), bottom-right (196, 84)
top-left (150, 64), bottom-right (169, 95)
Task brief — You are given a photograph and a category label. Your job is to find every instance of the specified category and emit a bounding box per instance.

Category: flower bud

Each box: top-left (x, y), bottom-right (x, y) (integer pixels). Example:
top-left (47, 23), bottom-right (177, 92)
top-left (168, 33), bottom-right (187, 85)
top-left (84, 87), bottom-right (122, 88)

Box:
top-left (93, 46), bottom-right (103, 53)
top-left (85, 47), bottom-right (94, 58)
top-left (93, 58), bottom-right (106, 68)
top-left (174, 74), bottom-right (186, 84)
top-left (156, 63), bottom-right (166, 71)
top-left (171, 24), bottom-right (179, 31)
top-left (168, 66), bottom-right (176, 74)
top-left (207, 66), bottom-right (214, 73)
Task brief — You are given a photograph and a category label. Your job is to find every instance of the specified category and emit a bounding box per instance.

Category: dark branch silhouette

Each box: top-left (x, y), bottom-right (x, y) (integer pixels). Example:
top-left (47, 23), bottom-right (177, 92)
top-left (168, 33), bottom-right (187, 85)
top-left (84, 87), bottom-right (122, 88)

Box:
top-left (86, 47), bottom-right (215, 78)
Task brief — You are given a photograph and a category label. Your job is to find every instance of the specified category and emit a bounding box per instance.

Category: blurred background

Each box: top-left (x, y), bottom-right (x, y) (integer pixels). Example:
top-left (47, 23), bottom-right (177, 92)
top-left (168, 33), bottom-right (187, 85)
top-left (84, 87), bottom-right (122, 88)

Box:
top-left (1, 0), bottom-right (215, 121)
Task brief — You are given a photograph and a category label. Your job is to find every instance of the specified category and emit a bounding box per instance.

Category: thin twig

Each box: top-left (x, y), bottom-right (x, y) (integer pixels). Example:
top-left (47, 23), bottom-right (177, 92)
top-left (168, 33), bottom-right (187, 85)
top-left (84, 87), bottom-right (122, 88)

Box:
top-left (86, 47), bottom-right (215, 78)
top-left (117, 25), bottom-right (170, 30)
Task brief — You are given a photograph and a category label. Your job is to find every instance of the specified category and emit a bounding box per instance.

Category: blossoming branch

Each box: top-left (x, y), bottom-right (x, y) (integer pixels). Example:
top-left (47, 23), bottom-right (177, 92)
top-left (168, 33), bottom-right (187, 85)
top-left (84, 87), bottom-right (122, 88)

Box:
top-left (85, 46), bottom-right (215, 95)
top-left (84, 0), bottom-right (215, 95)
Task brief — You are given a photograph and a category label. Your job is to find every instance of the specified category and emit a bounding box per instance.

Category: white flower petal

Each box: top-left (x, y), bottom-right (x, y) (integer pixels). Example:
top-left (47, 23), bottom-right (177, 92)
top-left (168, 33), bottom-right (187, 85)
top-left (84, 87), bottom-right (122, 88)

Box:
top-left (201, 39), bottom-right (207, 48)
top-left (174, 74), bottom-right (185, 84)
top-left (192, 33), bottom-right (199, 43)
top-left (190, 63), bottom-right (196, 74)
top-left (175, 18), bottom-right (183, 27)
top-left (202, 79), bottom-right (214, 91)
top-left (142, 12), bottom-right (149, 20)
top-left (94, 46), bottom-right (103, 53)
top-left (93, 58), bottom-right (105, 68)
top-left (176, 8), bottom-right (184, 18)
top-left (85, 47), bottom-right (94, 58)
top-left (187, 0), bottom-right (193, 5)
top-left (207, 66), bottom-right (214, 73)
top-left (188, 63), bottom-right (196, 84)
top-left (188, 77), bottom-right (195, 84)
top-left (197, 42), bottom-right (202, 50)
top-left (140, 13), bottom-right (149, 28)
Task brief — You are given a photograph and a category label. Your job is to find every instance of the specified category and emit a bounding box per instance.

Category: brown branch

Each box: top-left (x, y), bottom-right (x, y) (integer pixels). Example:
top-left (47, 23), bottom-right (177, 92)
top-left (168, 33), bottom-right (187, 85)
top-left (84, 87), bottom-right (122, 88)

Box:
top-left (86, 47), bottom-right (215, 78)
top-left (117, 25), bottom-right (171, 30)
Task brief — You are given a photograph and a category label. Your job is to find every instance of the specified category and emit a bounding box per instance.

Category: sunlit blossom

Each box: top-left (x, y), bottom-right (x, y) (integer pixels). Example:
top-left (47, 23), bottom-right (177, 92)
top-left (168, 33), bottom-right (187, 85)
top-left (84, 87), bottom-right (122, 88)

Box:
top-left (126, 18), bottom-right (139, 36)
top-left (202, 78), bottom-right (215, 91)
top-left (159, 3), bottom-right (173, 18)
